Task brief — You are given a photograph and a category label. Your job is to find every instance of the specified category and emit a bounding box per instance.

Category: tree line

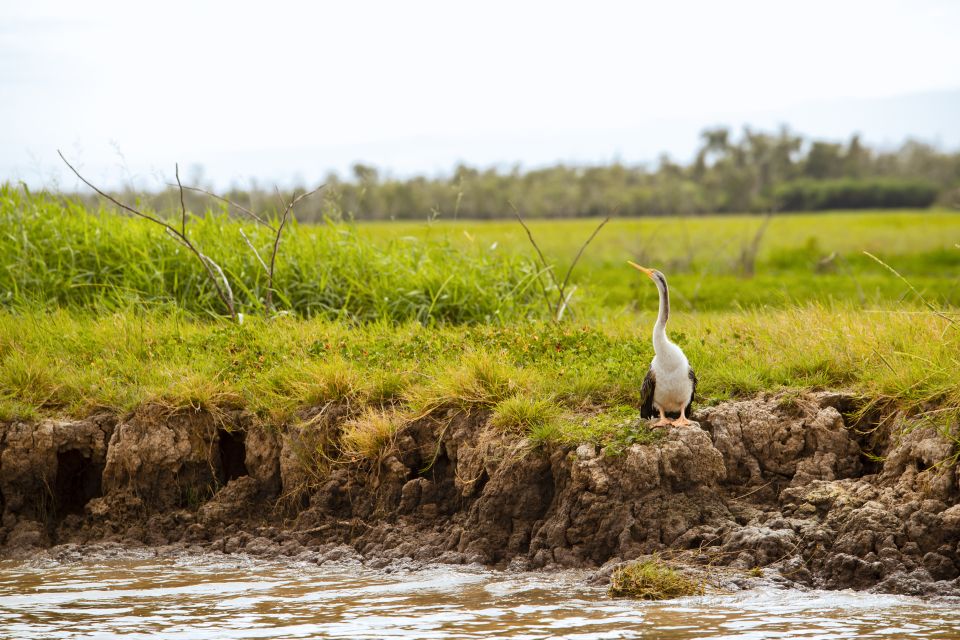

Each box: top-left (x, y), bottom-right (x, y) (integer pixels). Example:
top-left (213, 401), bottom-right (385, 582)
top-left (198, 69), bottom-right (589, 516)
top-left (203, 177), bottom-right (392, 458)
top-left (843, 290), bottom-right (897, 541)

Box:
top-left (82, 127), bottom-right (960, 220)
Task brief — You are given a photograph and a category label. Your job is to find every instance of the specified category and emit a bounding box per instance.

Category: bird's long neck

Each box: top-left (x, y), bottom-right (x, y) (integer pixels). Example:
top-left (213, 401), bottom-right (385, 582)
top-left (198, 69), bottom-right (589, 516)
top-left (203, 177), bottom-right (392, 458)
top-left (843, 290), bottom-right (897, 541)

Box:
top-left (652, 276), bottom-right (671, 355)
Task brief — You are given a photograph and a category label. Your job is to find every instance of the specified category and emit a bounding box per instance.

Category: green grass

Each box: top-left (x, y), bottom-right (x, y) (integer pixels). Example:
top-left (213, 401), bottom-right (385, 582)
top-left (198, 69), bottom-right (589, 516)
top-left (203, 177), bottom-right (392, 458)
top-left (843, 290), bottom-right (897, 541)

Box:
top-left (365, 211), bottom-right (960, 312)
top-left (0, 186), bottom-right (542, 323)
top-left (490, 395), bottom-right (562, 435)
top-left (1, 305), bottom-right (957, 446)
top-left (1, 185), bottom-right (958, 453)
top-left (3, 186), bottom-right (958, 320)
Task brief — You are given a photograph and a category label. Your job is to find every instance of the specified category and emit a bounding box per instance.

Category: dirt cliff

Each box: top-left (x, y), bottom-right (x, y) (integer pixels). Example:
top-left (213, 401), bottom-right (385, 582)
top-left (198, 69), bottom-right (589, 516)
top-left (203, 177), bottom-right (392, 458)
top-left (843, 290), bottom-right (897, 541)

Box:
top-left (1, 392), bottom-right (957, 595)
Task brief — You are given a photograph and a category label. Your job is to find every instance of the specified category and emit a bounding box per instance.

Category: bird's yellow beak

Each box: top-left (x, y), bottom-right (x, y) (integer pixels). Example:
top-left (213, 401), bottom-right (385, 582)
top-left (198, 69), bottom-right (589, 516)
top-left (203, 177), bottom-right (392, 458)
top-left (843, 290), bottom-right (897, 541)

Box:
top-left (627, 261), bottom-right (655, 279)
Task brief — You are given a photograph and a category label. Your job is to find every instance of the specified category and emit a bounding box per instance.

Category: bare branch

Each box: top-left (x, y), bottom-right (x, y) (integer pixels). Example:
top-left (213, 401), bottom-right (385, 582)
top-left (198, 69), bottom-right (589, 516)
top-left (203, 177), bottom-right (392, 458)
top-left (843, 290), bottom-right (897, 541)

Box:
top-left (175, 163), bottom-right (187, 237)
top-left (289, 184), bottom-right (326, 209)
top-left (274, 186), bottom-right (289, 214)
top-left (60, 150), bottom-right (177, 234)
top-left (163, 227), bottom-right (235, 318)
top-left (510, 201), bottom-right (561, 292)
top-left (175, 184), bottom-right (273, 229)
top-left (60, 150), bottom-right (237, 320)
top-left (263, 184), bottom-right (325, 314)
top-left (556, 285), bottom-right (577, 322)
top-left (200, 252), bottom-right (234, 313)
top-left (239, 228), bottom-right (269, 273)
top-left (555, 216), bottom-right (609, 317)
top-left (508, 203), bottom-right (609, 322)
top-left (509, 202), bottom-right (561, 317)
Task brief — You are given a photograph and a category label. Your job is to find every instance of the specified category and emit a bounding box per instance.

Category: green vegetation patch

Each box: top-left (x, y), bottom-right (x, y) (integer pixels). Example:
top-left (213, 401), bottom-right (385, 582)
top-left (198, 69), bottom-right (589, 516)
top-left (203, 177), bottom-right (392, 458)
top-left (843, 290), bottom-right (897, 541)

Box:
top-left (3, 304), bottom-right (958, 447)
top-left (540, 405), bottom-right (663, 451)
top-left (609, 558), bottom-right (705, 600)
top-left (2, 186), bottom-right (958, 449)
top-left (3, 186), bottom-right (960, 320)
top-left (0, 186), bottom-right (542, 323)
top-left (490, 395), bottom-right (562, 436)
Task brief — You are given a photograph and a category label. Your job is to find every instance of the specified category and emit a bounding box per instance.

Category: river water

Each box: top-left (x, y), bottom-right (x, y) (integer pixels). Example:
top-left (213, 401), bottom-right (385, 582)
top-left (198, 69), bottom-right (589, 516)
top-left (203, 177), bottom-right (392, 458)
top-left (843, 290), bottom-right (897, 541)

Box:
top-left (2, 554), bottom-right (959, 639)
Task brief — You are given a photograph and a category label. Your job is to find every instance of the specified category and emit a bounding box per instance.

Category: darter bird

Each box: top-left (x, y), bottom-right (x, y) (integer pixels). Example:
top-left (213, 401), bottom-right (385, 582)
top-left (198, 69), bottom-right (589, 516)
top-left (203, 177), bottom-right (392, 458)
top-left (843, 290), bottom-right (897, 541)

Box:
top-left (629, 263), bottom-right (697, 427)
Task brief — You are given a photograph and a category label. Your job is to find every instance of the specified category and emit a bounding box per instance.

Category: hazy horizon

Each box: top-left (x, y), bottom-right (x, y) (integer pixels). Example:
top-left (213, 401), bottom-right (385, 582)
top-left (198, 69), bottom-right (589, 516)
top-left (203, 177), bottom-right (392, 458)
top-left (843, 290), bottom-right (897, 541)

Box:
top-left (3, 0), bottom-right (959, 190)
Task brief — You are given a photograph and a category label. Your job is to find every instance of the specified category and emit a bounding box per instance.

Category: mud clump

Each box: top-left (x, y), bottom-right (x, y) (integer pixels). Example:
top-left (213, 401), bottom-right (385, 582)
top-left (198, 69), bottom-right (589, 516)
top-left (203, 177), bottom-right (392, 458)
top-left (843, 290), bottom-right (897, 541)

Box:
top-left (1, 392), bottom-right (958, 596)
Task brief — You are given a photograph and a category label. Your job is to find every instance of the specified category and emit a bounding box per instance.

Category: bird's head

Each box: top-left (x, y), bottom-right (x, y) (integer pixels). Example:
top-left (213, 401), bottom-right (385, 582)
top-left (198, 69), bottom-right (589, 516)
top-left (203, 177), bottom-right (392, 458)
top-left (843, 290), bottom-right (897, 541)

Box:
top-left (627, 262), bottom-right (666, 286)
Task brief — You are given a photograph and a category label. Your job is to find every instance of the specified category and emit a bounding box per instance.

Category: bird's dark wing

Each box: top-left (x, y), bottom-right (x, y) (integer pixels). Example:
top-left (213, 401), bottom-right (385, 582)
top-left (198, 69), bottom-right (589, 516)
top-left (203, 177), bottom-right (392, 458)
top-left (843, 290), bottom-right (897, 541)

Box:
top-left (687, 367), bottom-right (697, 412)
top-left (640, 367), bottom-right (656, 418)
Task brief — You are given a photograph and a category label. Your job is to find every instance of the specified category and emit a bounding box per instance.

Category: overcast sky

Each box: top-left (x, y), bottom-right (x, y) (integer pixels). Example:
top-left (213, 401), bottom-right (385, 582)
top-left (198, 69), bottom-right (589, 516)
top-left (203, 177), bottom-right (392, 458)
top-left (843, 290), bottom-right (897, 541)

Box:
top-left (2, 0), bottom-right (959, 190)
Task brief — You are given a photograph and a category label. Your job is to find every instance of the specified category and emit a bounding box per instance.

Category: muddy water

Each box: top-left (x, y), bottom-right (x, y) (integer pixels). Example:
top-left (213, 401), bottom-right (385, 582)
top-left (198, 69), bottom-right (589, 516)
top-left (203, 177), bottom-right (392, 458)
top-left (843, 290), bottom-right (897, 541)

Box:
top-left (2, 556), bottom-right (959, 640)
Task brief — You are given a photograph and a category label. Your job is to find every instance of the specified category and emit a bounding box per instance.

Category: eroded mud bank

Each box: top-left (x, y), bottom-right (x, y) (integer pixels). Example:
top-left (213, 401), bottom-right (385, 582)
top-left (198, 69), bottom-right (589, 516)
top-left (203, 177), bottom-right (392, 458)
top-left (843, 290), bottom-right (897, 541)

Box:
top-left (2, 393), bottom-right (958, 596)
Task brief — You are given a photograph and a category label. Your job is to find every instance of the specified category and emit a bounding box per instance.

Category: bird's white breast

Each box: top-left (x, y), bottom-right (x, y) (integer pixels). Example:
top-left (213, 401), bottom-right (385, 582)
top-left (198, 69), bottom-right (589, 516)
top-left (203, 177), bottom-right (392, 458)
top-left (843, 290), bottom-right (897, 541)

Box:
top-left (651, 349), bottom-right (692, 412)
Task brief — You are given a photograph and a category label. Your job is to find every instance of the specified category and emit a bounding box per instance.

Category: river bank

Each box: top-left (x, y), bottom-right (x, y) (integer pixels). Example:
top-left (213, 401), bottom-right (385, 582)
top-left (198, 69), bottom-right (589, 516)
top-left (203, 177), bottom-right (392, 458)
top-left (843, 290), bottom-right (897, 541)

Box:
top-left (2, 392), bottom-right (959, 597)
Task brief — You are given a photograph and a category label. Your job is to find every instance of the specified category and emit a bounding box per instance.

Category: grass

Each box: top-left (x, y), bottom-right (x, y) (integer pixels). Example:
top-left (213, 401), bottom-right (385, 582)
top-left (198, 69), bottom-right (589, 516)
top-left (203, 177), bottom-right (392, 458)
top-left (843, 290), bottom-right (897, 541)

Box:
top-left (1, 185), bottom-right (958, 457)
top-left (3, 185), bottom-right (959, 320)
top-left (0, 186), bottom-right (542, 323)
top-left (339, 407), bottom-right (405, 462)
top-left (1, 305), bottom-right (957, 448)
top-left (490, 395), bottom-right (562, 435)
top-left (363, 210), bottom-right (960, 312)
top-left (609, 557), bottom-right (705, 600)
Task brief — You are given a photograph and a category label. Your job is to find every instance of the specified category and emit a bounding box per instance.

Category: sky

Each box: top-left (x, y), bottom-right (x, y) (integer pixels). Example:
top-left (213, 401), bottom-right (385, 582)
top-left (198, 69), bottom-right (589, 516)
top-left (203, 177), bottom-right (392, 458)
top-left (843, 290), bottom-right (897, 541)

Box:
top-left (2, 0), bottom-right (959, 190)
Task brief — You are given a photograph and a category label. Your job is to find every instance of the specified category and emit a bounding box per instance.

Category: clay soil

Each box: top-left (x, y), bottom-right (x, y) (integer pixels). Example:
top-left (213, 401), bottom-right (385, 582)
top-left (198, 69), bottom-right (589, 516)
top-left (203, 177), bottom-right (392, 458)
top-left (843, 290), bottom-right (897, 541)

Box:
top-left (2, 392), bottom-right (959, 596)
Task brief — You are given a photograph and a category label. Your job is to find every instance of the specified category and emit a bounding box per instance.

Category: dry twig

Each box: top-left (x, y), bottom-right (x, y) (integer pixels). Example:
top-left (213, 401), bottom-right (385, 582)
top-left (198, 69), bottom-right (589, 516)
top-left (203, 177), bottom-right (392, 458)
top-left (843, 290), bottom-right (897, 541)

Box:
top-left (180, 181), bottom-right (325, 315)
top-left (555, 216), bottom-right (610, 319)
top-left (58, 151), bottom-right (237, 320)
top-left (510, 202), bottom-right (610, 321)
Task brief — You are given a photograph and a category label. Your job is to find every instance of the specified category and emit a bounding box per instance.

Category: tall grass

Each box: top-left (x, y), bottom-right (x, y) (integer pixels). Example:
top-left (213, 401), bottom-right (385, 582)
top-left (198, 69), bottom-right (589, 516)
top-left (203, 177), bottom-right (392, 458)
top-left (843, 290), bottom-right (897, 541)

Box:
top-left (0, 186), bottom-right (542, 323)
top-left (3, 185), bottom-right (958, 320)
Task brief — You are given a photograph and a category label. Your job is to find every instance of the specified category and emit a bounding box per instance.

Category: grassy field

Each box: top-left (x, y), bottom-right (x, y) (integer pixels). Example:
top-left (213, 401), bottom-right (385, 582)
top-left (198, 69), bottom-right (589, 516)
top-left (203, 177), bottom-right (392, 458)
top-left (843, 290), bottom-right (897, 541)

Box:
top-left (372, 211), bottom-right (960, 312)
top-left (3, 186), bottom-right (959, 319)
top-left (1, 185), bottom-right (958, 453)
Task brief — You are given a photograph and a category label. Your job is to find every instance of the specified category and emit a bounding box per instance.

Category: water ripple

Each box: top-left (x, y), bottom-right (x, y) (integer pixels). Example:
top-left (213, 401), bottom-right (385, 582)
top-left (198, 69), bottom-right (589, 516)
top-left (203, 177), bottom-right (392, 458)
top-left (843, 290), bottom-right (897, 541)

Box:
top-left (1, 556), bottom-right (959, 639)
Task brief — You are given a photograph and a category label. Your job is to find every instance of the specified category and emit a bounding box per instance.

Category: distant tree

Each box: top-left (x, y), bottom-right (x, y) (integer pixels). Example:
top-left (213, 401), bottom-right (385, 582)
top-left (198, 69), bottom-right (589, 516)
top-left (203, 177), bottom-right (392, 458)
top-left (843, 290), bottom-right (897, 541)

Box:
top-left (804, 142), bottom-right (845, 180)
top-left (844, 134), bottom-right (869, 178)
top-left (77, 127), bottom-right (959, 220)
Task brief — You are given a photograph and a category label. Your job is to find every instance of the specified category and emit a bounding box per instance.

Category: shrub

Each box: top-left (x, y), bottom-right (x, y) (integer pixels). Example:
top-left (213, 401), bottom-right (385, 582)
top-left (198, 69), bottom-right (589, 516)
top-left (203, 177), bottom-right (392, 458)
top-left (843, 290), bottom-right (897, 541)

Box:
top-left (774, 179), bottom-right (938, 211)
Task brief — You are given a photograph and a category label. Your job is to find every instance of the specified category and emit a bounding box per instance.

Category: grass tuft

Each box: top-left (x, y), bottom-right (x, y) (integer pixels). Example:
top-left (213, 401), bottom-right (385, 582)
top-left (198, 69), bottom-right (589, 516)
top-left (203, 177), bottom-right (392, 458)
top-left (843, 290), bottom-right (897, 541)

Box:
top-left (339, 407), bottom-right (406, 462)
top-left (0, 353), bottom-right (71, 409)
top-left (407, 353), bottom-right (535, 414)
top-left (296, 358), bottom-right (371, 406)
top-left (490, 395), bottom-right (562, 434)
top-left (609, 558), bottom-right (704, 600)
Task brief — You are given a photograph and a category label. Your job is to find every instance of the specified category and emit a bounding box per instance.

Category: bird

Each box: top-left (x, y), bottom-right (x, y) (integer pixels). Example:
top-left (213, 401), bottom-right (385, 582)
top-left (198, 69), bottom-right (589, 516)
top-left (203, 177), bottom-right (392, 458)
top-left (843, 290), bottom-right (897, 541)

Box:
top-left (628, 262), bottom-right (697, 427)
